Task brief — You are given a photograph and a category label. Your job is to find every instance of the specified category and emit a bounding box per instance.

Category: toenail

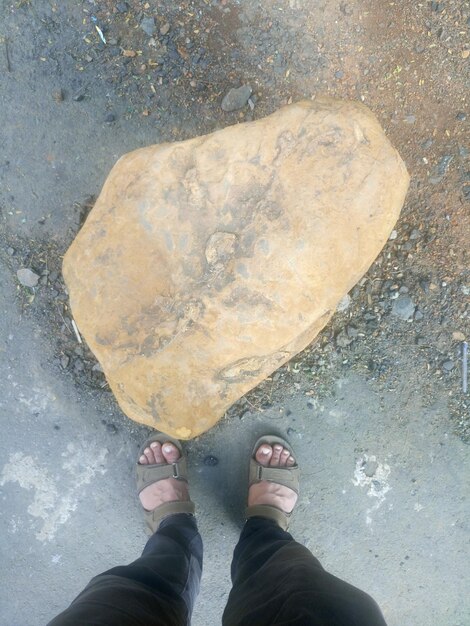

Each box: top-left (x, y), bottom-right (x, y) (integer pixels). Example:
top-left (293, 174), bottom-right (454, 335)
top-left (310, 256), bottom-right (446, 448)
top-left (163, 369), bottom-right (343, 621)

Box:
top-left (163, 444), bottom-right (173, 453)
top-left (139, 455), bottom-right (146, 463)
top-left (260, 446), bottom-right (271, 455)
top-left (150, 442), bottom-right (158, 448)
top-left (274, 445), bottom-right (282, 451)
top-left (144, 448), bottom-right (150, 454)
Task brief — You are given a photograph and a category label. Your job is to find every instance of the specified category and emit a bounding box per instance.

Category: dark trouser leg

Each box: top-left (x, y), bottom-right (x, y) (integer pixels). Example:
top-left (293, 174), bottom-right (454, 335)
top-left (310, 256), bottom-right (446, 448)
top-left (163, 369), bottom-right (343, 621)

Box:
top-left (223, 517), bottom-right (387, 626)
top-left (48, 514), bottom-right (202, 626)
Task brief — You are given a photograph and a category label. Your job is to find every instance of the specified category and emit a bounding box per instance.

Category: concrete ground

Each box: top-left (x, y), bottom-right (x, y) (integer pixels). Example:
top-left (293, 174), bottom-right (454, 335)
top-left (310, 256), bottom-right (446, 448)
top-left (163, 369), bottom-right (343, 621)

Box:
top-left (1, 274), bottom-right (468, 625)
top-left (1, 1), bottom-right (469, 625)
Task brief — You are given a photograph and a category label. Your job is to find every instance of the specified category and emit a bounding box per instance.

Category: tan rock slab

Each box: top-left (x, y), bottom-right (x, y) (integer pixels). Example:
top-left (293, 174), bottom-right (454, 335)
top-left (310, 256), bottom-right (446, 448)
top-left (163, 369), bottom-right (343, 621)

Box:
top-left (63, 98), bottom-right (409, 439)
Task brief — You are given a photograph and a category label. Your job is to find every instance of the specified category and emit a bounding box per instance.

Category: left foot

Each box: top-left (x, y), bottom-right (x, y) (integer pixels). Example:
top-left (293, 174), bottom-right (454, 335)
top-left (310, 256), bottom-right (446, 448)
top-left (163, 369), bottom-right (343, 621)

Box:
top-left (138, 441), bottom-right (190, 512)
top-left (248, 442), bottom-right (298, 514)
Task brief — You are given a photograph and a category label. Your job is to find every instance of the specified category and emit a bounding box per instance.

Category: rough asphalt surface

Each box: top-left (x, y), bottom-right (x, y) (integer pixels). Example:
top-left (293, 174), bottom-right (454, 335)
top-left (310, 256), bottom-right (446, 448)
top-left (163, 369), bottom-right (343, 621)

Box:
top-left (0, 1), bottom-right (469, 625)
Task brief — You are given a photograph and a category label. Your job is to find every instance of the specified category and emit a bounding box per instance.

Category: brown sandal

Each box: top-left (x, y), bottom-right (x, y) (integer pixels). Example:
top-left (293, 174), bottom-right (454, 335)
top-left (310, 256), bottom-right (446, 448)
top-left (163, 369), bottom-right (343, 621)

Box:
top-left (245, 435), bottom-right (300, 531)
top-left (135, 433), bottom-right (195, 534)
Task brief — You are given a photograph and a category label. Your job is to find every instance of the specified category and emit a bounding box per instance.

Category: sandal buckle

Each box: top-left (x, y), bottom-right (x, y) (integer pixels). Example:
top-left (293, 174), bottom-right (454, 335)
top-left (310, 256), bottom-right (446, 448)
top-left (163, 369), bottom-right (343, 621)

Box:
top-left (172, 462), bottom-right (180, 479)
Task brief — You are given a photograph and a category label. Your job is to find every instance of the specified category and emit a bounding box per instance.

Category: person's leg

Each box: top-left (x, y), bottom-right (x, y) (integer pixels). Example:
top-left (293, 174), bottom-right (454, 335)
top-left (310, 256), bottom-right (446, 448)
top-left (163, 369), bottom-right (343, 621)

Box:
top-left (49, 440), bottom-right (202, 626)
top-left (223, 440), bottom-right (387, 626)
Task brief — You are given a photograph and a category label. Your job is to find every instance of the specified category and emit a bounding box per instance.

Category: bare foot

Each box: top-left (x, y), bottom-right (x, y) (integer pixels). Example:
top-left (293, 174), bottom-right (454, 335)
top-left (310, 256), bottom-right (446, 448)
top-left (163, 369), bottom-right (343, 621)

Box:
top-left (138, 441), bottom-right (190, 512)
top-left (248, 442), bottom-right (298, 513)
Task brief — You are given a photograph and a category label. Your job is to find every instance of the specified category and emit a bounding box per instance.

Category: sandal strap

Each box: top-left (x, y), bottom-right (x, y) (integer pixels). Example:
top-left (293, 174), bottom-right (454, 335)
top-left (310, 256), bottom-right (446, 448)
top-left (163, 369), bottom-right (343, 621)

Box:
top-left (144, 500), bottom-right (195, 534)
top-left (245, 504), bottom-right (290, 531)
top-left (137, 456), bottom-right (189, 493)
top-left (249, 462), bottom-right (299, 494)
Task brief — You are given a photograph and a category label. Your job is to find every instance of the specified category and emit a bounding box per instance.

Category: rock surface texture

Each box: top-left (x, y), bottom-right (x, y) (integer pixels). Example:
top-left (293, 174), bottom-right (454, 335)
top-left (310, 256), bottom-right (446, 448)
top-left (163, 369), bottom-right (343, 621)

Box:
top-left (63, 98), bottom-right (409, 439)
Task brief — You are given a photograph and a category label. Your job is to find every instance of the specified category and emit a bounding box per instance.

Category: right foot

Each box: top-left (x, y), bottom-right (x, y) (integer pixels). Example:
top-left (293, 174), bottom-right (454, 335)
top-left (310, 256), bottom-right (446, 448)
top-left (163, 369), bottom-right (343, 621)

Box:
top-left (248, 442), bottom-right (298, 513)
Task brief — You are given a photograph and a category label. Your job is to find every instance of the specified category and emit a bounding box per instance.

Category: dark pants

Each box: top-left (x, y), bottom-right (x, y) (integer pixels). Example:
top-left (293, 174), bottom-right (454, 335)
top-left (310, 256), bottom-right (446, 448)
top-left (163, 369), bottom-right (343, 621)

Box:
top-left (49, 514), bottom-right (387, 626)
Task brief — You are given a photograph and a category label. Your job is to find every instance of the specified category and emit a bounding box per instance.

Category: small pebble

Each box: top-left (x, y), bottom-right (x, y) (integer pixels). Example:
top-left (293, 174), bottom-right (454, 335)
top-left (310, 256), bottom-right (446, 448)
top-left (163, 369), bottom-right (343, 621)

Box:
top-left (346, 326), bottom-right (358, 338)
top-left (17, 268), bottom-right (39, 287)
top-left (389, 230), bottom-right (398, 240)
top-left (409, 228), bottom-right (421, 240)
top-left (419, 280), bottom-right (430, 295)
top-left (437, 155), bottom-right (453, 177)
top-left (140, 16), bottom-right (156, 37)
top-left (105, 113), bottom-right (116, 123)
top-left (106, 423), bottom-right (118, 434)
top-left (414, 309), bottom-right (424, 321)
top-left (336, 330), bottom-right (352, 348)
top-left (116, 1), bottom-right (128, 13)
top-left (456, 112), bottom-right (467, 121)
top-left (74, 359), bottom-right (84, 372)
top-left (442, 360), bottom-right (455, 372)
top-left (160, 22), bottom-right (170, 36)
top-left (60, 355), bottom-right (70, 369)
top-left (221, 85), bottom-right (252, 112)
top-left (391, 295), bottom-right (416, 321)
top-left (452, 331), bottom-right (466, 341)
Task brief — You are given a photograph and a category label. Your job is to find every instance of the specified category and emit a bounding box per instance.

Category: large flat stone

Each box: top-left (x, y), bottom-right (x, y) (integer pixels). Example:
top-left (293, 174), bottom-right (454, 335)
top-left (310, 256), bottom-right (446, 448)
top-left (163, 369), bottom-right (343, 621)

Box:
top-left (63, 98), bottom-right (409, 438)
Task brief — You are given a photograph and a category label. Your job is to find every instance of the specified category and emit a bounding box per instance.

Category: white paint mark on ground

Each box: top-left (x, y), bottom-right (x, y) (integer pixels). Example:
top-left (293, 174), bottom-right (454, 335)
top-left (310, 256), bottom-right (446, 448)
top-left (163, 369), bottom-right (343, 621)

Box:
top-left (0, 444), bottom-right (108, 542)
top-left (352, 454), bottom-right (391, 526)
top-left (16, 386), bottom-right (56, 414)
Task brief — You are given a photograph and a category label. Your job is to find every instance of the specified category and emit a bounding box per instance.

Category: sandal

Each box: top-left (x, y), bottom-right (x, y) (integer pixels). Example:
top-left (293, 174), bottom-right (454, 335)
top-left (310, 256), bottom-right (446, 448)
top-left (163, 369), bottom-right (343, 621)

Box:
top-left (245, 435), bottom-right (300, 531)
top-left (135, 433), bottom-right (195, 534)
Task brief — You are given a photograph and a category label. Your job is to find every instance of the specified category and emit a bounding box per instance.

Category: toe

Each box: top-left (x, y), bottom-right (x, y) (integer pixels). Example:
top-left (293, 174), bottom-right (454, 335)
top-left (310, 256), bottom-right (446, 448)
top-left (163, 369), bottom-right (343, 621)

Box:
top-left (161, 442), bottom-right (181, 464)
top-left (150, 441), bottom-right (164, 464)
top-left (270, 444), bottom-right (283, 466)
top-left (280, 448), bottom-right (290, 467)
top-left (255, 444), bottom-right (273, 466)
top-left (287, 455), bottom-right (295, 466)
top-left (139, 454), bottom-right (148, 465)
top-left (144, 447), bottom-right (156, 464)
